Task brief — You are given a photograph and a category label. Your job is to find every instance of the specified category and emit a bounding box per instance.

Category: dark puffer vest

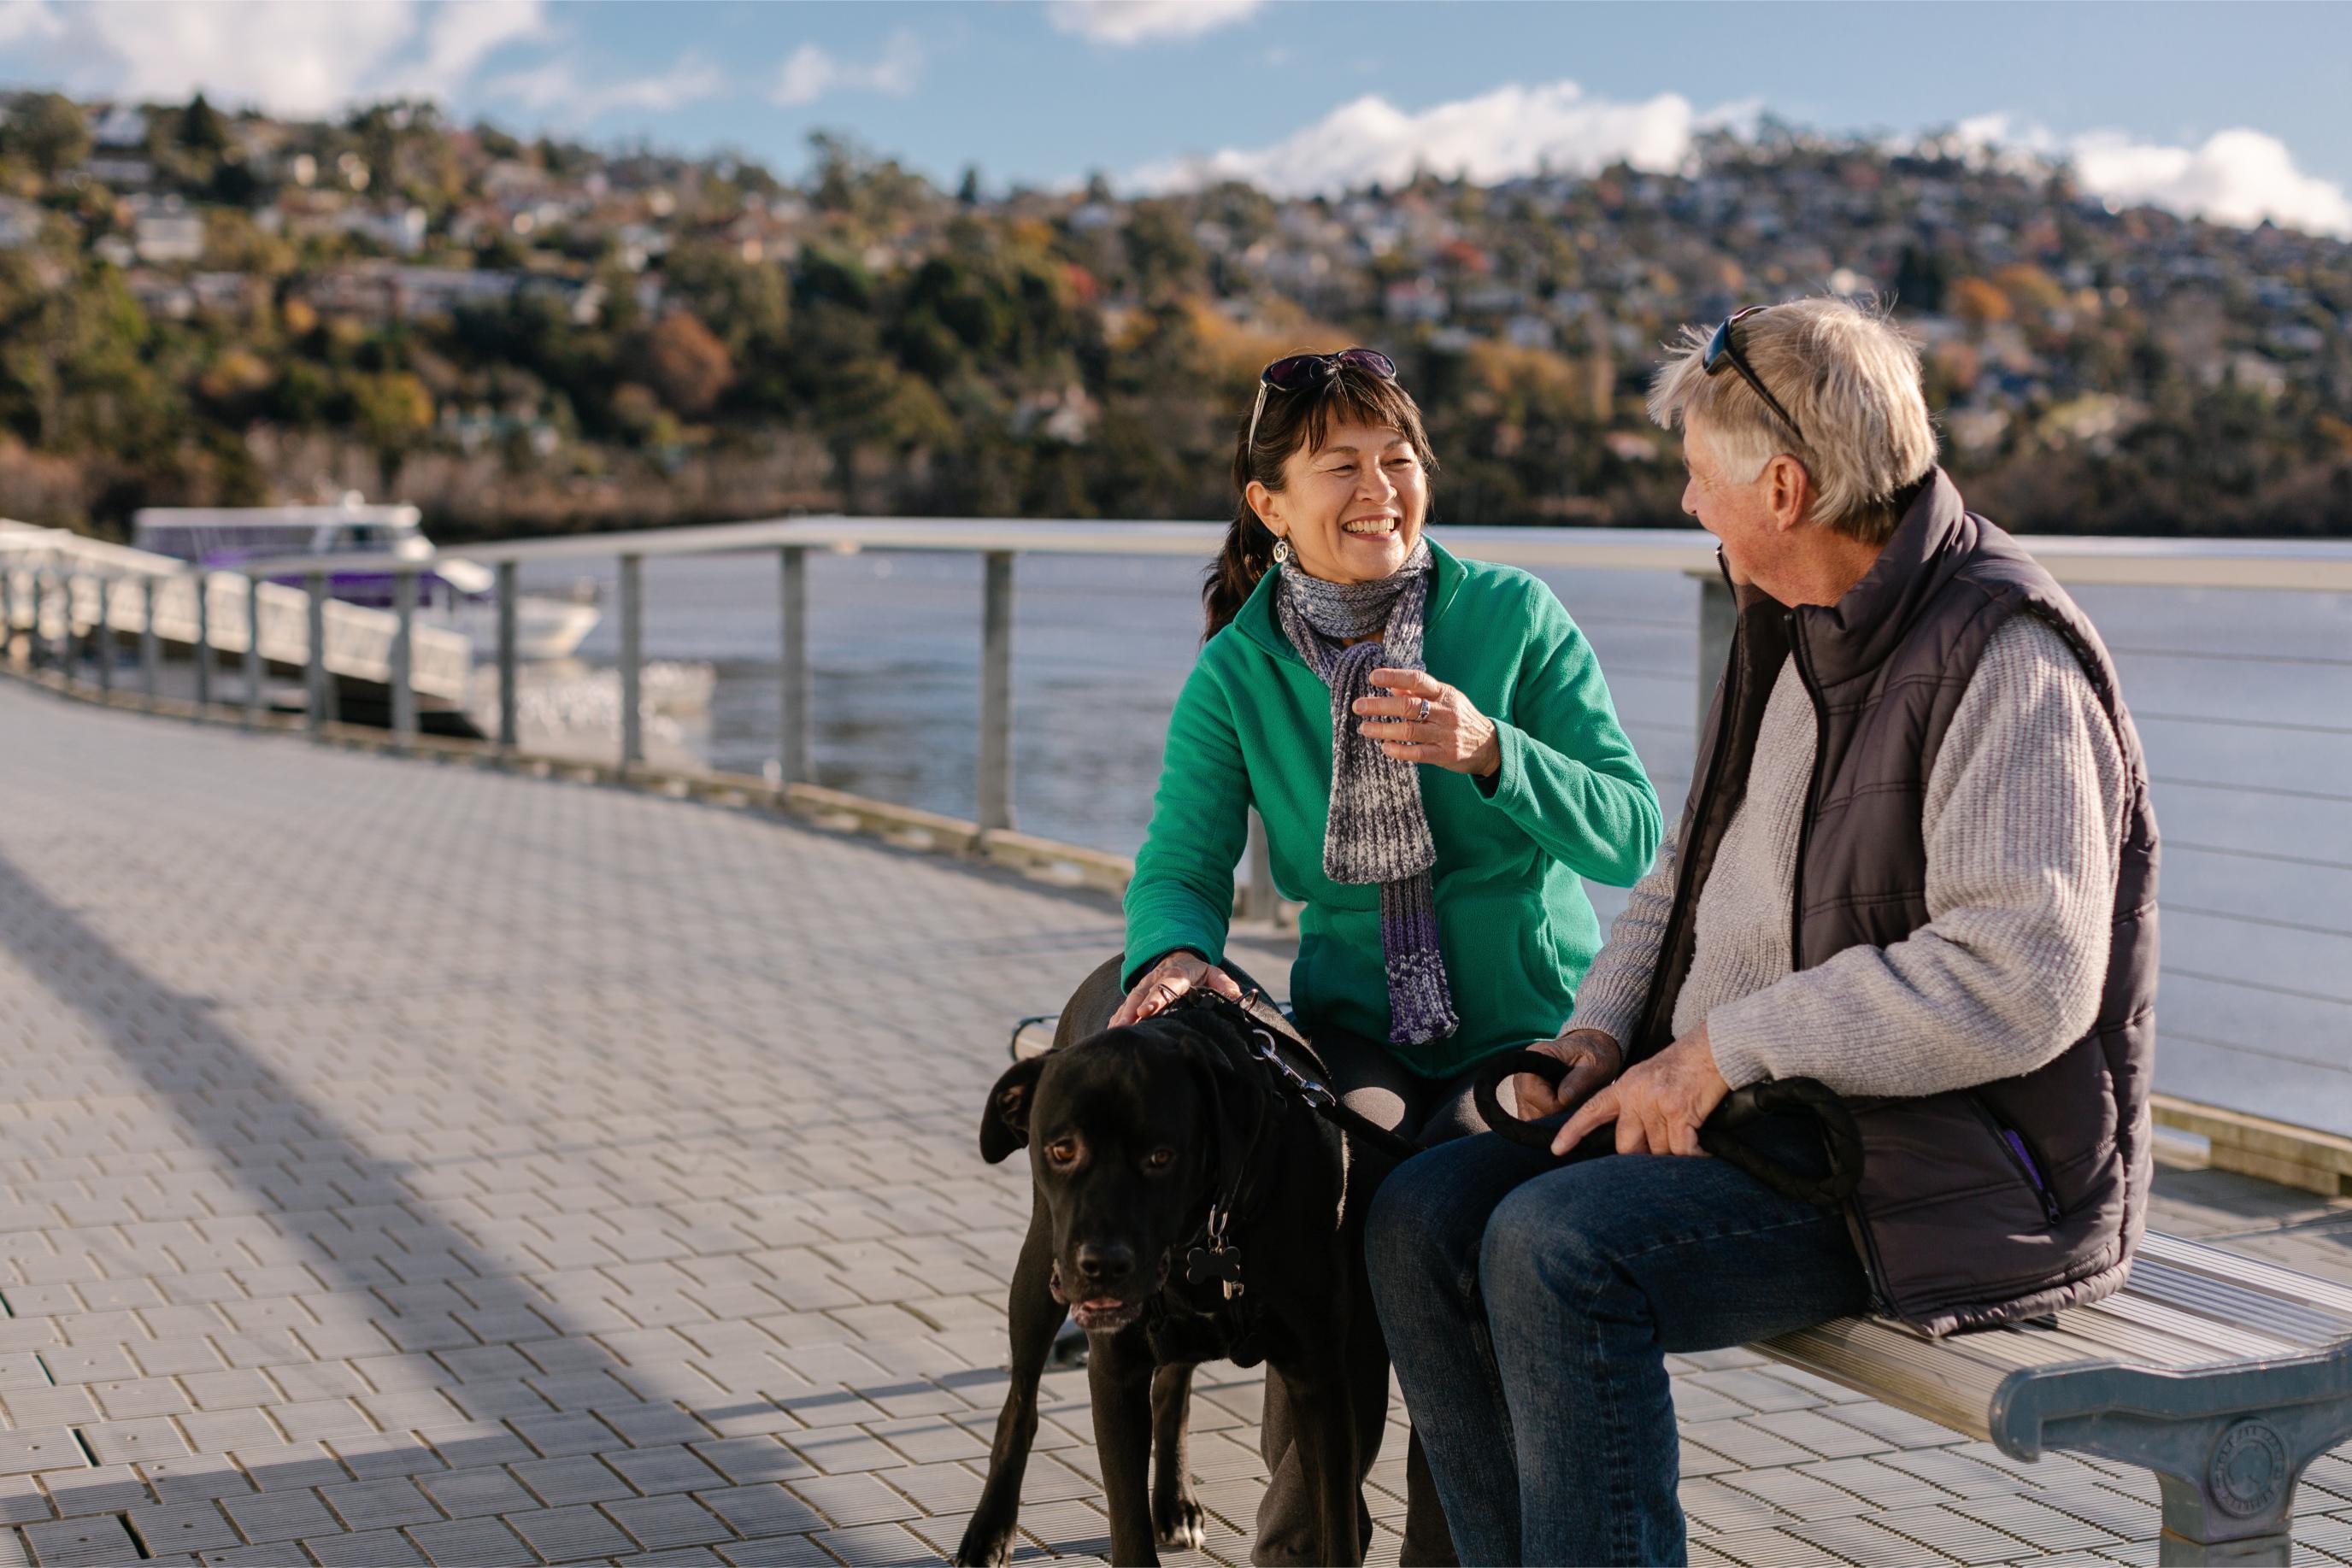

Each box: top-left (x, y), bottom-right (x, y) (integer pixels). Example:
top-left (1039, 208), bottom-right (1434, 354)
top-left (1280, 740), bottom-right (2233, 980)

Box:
top-left (1635, 469), bottom-right (2160, 1336)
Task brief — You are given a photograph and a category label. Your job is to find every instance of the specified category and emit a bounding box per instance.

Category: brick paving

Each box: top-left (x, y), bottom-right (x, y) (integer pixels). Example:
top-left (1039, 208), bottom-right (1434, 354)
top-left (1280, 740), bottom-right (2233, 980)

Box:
top-left (3, 678), bottom-right (2352, 1567)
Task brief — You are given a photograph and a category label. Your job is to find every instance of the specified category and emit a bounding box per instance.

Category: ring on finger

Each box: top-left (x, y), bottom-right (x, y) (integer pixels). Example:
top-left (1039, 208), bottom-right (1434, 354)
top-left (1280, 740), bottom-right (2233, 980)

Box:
top-left (1416, 696), bottom-right (1432, 722)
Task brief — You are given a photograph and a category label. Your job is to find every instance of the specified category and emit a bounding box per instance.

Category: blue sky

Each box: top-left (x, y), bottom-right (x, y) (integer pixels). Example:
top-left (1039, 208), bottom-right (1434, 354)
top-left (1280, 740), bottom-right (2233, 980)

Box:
top-left (4, 2), bottom-right (2350, 233)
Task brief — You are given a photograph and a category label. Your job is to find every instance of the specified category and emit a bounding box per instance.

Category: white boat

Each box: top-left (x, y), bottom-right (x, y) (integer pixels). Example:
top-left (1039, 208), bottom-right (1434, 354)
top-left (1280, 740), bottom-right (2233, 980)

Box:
top-left (131, 496), bottom-right (601, 661)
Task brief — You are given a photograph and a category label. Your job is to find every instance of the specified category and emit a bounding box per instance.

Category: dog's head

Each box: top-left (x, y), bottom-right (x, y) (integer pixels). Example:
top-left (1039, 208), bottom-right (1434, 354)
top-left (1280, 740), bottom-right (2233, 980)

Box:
top-left (979, 996), bottom-right (1269, 1334)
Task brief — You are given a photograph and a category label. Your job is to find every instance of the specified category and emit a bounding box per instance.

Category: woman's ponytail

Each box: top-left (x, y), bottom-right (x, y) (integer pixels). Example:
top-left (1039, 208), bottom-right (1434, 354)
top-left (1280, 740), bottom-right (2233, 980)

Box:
top-left (1202, 506), bottom-right (1275, 642)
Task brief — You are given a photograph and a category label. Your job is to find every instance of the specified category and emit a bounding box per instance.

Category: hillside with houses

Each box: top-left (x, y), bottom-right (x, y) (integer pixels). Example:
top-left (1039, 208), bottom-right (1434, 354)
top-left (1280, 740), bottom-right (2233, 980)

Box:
top-left (1, 91), bottom-right (2348, 537)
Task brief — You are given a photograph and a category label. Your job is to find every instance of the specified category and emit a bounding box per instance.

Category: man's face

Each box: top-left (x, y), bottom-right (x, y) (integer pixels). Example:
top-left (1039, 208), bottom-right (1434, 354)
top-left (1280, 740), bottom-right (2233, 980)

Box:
top-left (1679, 419), bottom-right (1780, 585)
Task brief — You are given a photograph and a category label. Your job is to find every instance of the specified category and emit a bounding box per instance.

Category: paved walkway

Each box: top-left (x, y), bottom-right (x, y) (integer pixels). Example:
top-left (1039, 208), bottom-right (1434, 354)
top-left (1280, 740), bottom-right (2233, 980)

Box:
top-left (3, 680), bottom-right (2352, 1568)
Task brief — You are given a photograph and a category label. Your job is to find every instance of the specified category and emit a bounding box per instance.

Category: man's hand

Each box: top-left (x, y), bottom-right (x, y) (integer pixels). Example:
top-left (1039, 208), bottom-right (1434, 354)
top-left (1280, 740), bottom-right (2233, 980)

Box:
top-left (1108, 951), bottom-right (1244, 1029)
top-left (1355, 668), bottom-right (1502, 778)
top-left (1512, 1029), bottom-right (1622, 1125)
top-left (1554, 1025), bottom-right (1732, 1157)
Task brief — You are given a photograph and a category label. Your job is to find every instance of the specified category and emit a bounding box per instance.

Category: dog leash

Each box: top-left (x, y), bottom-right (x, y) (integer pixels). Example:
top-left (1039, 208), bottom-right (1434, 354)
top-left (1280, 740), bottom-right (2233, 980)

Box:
top-left (1230, 992), bottom-right (1426, 1167)
top-left (1471, 1049), bottom-right (1865, 1207)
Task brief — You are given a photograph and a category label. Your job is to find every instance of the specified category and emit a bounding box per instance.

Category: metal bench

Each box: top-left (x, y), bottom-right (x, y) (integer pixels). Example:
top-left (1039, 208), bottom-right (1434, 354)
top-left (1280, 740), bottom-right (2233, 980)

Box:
top-left (1762, 1231), bottom-right (2352, 1565)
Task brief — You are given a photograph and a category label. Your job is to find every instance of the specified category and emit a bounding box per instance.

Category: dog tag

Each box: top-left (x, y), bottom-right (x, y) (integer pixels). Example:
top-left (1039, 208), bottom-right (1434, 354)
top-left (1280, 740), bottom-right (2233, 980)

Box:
top-left (1185, 1244), bottom-right (1245, 1299)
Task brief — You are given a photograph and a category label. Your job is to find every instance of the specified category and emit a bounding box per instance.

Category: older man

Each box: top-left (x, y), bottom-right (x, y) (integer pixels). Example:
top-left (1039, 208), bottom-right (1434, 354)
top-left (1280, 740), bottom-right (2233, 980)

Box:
top-left (1367, 297), bottom-right (2158, 1566)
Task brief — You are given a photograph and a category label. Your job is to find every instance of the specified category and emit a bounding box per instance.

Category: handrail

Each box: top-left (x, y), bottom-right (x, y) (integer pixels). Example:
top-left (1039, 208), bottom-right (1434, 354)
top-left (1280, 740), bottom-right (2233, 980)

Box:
top-left (199, 514), bottom-right (2352, 592)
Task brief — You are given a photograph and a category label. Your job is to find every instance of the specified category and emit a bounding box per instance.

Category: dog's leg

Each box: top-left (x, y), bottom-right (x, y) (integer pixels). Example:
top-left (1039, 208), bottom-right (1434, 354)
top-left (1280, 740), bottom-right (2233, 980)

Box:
top-left (1088, 1324), bottom-right (1161, 1565)
top-left (952, 1199), bottom-right (1066, 1567)
top-left (1278, 1349), bottom-right (1363, 1566)
top-left (1149, 1362), bottom-right (1206, 1553)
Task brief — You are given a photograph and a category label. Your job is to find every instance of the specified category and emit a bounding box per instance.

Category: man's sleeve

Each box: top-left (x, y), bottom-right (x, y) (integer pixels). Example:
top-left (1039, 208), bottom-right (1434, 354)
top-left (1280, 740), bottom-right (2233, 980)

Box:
top-left (1561, 825), bottom-right (1680, 1046)
top-left (1705, 616), bottom-right (2130, 1097)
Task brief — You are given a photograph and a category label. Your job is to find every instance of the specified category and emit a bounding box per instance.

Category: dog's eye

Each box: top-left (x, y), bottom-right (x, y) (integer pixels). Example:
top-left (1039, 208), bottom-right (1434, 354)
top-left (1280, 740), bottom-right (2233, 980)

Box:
top-left (1045, 1139), bottom-right (1079, 1166)
top-left (1146, 1148), bottom-right (1176, 1169)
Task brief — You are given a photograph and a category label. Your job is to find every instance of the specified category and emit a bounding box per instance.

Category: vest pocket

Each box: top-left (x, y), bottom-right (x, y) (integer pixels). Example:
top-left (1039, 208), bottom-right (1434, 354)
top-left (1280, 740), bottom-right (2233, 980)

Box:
top-left (1969, 1094), bottom-right (2063, 1224)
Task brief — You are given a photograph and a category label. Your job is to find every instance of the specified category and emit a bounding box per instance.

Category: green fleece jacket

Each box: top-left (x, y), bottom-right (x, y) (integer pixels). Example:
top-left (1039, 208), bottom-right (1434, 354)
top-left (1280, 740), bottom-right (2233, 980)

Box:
top-left (1124, 539), bottom-right (1663, 1078)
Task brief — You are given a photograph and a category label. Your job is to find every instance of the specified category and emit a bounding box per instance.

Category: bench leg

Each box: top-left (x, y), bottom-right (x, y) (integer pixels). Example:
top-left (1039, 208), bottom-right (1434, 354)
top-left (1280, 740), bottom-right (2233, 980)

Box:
top-left (2039, 1408), bottom-right (2337, 1566)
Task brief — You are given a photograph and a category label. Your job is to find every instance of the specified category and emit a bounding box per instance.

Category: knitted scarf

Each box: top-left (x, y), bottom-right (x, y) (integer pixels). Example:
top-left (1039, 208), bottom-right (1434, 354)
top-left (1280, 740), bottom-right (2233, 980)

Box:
top-left (1274, 540), bottom-right (1459, 1046)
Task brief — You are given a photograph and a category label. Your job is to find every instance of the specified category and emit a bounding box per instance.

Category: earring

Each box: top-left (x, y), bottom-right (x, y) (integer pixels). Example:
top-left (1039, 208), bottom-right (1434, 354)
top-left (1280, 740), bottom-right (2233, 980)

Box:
top-left (1272, 537), bottom-right (1292, 566)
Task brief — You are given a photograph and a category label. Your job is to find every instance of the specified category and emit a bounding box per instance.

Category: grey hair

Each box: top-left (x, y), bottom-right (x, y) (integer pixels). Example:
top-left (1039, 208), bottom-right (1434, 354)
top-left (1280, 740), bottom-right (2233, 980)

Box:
top-left (1647, 297), bottom-right (1939, 543)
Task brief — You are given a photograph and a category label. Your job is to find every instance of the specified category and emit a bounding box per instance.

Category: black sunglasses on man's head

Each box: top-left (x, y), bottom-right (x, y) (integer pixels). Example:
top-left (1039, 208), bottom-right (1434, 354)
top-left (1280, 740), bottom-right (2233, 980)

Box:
top-left (1704, 306), bottom-right (1807, 446)
top-left (1246, 347), bottom-right (1397, 452)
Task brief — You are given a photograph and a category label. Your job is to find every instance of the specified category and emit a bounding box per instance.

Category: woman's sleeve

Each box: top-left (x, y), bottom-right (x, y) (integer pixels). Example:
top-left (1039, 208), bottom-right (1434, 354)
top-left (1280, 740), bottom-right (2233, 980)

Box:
top-left (1474, 583), bottom-right (1663, 887)
top-left (1122, 657), bottom-right (1252, 992)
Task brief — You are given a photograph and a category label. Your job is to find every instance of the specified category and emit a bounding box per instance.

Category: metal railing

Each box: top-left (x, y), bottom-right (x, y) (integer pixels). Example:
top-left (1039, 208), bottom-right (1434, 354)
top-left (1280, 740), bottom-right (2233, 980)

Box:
top-left (0, 523), bottom-right (472, 719)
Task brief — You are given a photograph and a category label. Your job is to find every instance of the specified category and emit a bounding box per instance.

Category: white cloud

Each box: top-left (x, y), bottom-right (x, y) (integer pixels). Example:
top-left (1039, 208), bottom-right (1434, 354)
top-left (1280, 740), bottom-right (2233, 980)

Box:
top-left (379, 0), bottom-right (547, 98)
top-left (769, 27), bottom-right (921, 109)
top-left (1132, 79), bottom-right (1703, 197)
top-left (483, 51), bottom-right (724, 121)
top-left (1048, 0), bottom-right (1260, 45)
top-left (79, 0), bottom-right (417, 117)
top-left (1946, 115), bottom-right (2351, 239)
top-left (2070, 127), bottom-right (2352, 238)
top-left (0, 0), bottom-right (63, 47)
top-left (21, 0), bottom-right (544, 117)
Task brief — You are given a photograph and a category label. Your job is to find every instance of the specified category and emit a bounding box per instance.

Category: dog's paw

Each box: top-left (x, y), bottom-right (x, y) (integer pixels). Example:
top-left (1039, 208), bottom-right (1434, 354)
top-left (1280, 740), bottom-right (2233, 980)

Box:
top-left (1155, 1494), bottom-right (1208, 1553)
top-left (950, 1519), bottom-right (1016, 1567)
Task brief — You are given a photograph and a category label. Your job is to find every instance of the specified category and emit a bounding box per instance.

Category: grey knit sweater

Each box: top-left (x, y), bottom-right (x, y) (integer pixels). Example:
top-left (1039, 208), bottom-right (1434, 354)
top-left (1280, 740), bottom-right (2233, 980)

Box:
top-left (1565, 615), bottom-right (2129, 1098)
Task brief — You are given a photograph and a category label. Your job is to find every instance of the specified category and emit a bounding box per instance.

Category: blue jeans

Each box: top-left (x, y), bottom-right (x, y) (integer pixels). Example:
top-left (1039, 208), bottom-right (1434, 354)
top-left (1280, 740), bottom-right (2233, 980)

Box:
top-left (1366, 1123), bottom-right (1869, 1566)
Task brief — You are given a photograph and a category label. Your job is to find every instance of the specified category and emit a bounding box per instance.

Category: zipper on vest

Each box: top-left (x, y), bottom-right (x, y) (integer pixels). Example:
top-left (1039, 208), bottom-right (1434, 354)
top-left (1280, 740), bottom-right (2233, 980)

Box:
top-left (1785, 609), bottom-right (1829, 969)
top-left (1973, 1095), bottom-right (2065, 1224)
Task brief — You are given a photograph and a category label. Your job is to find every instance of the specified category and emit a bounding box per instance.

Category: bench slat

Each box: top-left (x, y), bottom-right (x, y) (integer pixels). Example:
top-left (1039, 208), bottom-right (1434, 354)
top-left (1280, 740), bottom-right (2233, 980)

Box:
top-left (1756, 1319), bottom-right (2096, 1441)
top-left (2121, 1258), bottom-right (2352, 1348)
top-left (2071, 1292), bottom-right (2307, 1363)
top-left (2139, 1231), bottom-right (2352, 1319)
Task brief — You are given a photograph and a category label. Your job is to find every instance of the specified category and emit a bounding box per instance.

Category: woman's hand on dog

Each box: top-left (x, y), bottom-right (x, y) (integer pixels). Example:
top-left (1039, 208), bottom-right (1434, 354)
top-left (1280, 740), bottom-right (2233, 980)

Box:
top-left (1110, 950), bottom-right (1245, 1029)
top-left (1354, 667), bottom-right (1502, 778)
top-left (1513, 1028), bottom-right (1623, 1127)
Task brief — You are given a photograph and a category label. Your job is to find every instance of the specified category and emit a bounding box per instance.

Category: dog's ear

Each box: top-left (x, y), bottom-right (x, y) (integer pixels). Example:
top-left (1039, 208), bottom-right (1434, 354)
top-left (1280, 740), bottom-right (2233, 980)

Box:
top-left (979, 1055), bottom-right (1047, 1165)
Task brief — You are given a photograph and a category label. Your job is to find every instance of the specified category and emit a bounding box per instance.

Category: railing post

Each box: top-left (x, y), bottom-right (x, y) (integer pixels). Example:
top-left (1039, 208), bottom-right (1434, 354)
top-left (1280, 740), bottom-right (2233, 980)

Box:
top-left (496, 561), bottom-right (518, 753)
top-left (978, 550), bottom-right (1015, 832)
top-left (1246, 809), bottom-right (1275, 921)
top-left (191, 571), bottom-right (212, 708)
top-left (1694, 569), bottom-right (1736, 743)
top-left (244, 573), bottom-right (264, 727)
top-left (391, 566), bottom-right (417, 749)
top-left (26, 568), bottom-right (44, 671)
top-left (139, 576), bottom-right (159, 707)
top-left (92, 574), bottom-right (111, 697)
top-left (779, 546), bottom-right (810, 786)
top-left (305, 571), bottom-right (329, 733)
top-left (1, 560), bottom-right (15, 666)
top-left (618, 553), bottom-right (643, 767)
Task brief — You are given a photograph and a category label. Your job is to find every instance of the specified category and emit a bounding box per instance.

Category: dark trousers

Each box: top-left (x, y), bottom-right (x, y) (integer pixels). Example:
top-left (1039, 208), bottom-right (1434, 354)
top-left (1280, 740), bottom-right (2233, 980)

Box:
top-left (1366, 1121), bottom-right (1869, 1565)
top-left (1251, 1022), bottom-right (1478, 1568)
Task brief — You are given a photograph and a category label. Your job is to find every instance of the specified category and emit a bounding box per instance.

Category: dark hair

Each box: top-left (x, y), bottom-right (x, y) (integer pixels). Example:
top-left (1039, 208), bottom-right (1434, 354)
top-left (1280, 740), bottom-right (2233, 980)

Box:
top-left (1201, 360), bottom-right (1440, 641)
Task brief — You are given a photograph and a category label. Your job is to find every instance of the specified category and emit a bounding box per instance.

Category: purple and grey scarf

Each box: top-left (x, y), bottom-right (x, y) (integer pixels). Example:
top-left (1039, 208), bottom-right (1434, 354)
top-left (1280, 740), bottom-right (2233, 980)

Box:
top-left (1274, 540), bottom-right (1459, 1046)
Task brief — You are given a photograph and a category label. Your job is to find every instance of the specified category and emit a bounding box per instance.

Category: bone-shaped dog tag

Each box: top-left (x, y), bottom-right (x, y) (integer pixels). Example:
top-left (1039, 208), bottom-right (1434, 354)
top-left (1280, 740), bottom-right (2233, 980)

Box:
top-left (1185, 1244), bottom-right (1245, 1299)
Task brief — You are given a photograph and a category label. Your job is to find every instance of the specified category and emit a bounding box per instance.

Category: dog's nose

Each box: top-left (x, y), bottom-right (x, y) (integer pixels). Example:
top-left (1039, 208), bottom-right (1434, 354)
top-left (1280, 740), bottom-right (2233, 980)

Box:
top-left (1073, 1242), bottom-right (1135, 1284)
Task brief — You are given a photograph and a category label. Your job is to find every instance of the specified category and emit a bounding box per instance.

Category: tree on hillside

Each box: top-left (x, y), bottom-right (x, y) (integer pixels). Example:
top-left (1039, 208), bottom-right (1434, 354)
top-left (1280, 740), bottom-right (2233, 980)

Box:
top-left (0, 93), bottom-right (91, 179)
top-left (642, 312), bottom-right (732, 417)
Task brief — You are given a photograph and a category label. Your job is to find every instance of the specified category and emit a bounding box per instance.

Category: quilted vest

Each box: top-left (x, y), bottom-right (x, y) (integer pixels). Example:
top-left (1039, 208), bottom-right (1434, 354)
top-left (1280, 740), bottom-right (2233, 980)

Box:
top-left (1635, 469), bottom-right (2161, 1336)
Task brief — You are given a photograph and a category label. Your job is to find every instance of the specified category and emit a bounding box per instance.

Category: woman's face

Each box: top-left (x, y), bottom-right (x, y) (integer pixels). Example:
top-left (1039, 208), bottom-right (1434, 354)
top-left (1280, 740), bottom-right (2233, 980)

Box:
top-left (1253, 419), bottom-right (1428, 584)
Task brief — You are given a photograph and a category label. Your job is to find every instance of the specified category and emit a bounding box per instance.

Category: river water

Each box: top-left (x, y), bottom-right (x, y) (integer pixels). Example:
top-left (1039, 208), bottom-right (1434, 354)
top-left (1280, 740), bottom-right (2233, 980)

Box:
top-left (518, 538), bottom-right (2352, 1132)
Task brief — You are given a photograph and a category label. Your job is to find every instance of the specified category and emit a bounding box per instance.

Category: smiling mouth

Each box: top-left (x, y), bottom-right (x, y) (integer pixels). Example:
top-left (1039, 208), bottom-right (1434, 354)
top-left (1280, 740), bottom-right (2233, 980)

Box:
top-left (1342, 515), bottom-right (1400, 537)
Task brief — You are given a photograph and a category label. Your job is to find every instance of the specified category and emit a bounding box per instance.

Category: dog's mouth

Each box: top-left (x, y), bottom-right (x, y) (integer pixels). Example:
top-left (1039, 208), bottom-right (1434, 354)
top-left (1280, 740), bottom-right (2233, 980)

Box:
top-left (1053, 1256), bottom-right (1170, 1334)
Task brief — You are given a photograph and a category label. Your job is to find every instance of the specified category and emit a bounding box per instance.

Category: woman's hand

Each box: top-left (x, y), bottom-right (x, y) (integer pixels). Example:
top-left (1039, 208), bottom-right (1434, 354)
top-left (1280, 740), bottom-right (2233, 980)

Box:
top-left (1354, 667), bottom-right (1502, 778)
top-left (1512, 1028), bottom-right (1623, 1127)
top-left (1108, 950), bottom-right (1245, 1029)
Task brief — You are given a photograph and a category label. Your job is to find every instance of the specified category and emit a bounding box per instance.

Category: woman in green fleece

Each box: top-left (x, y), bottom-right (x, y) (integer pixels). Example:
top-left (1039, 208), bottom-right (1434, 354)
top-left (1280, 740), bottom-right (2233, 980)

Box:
top-left (1107, 348), bottom-right (1661, 1565)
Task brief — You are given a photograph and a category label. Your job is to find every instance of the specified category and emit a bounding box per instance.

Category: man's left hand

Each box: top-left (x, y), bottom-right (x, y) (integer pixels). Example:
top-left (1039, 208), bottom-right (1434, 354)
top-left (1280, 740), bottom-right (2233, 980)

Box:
top-left (1554, 1025), bottom-right (1732, 1157)
top-left (1355, 667), bottom-right (1500, 777)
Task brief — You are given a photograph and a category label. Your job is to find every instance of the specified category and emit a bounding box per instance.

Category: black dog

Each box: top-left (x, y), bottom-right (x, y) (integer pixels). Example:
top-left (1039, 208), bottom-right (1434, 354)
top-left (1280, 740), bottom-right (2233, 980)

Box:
top-left (954, 961), bottom-right (1368, 1567)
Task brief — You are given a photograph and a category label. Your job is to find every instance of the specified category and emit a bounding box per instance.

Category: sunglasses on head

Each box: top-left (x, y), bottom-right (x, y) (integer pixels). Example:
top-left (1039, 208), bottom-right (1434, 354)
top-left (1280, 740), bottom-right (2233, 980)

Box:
top-left (1245, 347), bottom-right (1397, 453)
top-left (1704, 306), bottom-right (1806, 446)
